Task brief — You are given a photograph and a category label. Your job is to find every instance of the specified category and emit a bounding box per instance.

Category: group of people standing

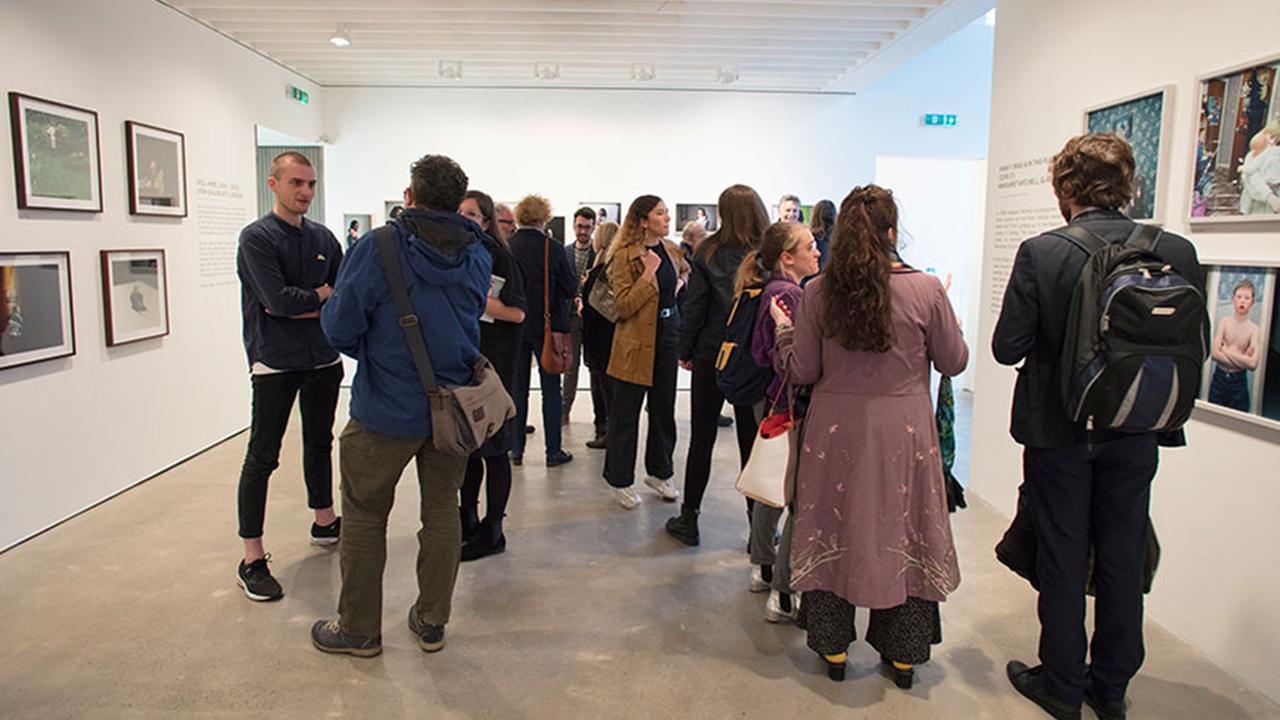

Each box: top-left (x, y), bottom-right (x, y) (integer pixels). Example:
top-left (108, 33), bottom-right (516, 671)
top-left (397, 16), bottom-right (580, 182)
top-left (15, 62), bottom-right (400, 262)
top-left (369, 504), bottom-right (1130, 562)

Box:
top-left (235, 133), bottom-right (1193, 720)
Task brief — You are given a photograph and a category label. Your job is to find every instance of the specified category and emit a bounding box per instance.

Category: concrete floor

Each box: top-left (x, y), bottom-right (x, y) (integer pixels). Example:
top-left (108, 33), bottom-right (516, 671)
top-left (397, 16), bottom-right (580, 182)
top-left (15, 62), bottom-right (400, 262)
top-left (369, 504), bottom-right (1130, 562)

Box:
top-left (1, 390), bottom-right (1276, 719)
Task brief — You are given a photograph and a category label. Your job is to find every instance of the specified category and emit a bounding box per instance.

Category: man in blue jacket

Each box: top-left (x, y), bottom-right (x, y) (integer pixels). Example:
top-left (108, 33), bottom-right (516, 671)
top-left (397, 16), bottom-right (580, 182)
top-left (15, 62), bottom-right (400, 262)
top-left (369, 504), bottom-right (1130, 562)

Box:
top-left (310, 155), bottom-right (491, 657)
top-left (234, 151), bottom-right (343, 603)
top-left (994, 134), bottom-right (1203, 720)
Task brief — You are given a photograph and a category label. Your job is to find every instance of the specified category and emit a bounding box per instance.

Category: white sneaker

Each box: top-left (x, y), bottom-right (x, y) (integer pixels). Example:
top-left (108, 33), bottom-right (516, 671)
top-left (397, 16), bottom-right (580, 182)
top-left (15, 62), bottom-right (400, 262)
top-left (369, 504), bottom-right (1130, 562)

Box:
top-left (643, 476), bottom-right (679, 502)
top-left (764, 589), bottom-right (800, 624)
top-left (749, 565), bottom-right (770, 593)
top-left (613, 487), bottom-right (642, 510)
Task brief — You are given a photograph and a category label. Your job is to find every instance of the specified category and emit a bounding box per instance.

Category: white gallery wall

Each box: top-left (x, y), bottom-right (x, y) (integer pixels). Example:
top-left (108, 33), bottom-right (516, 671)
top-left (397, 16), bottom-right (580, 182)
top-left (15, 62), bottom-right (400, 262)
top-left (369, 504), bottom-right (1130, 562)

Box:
top-left (971, 0), bottom-right (1280, 702)
top-left (0, 0), bottom-right (324, 551)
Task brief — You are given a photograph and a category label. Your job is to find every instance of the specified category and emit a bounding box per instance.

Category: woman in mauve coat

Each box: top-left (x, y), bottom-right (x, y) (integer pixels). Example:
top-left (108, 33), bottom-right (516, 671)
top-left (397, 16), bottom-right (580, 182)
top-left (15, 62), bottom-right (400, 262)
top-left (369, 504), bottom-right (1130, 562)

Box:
top-left (770, 184), bottom-right (968, 687)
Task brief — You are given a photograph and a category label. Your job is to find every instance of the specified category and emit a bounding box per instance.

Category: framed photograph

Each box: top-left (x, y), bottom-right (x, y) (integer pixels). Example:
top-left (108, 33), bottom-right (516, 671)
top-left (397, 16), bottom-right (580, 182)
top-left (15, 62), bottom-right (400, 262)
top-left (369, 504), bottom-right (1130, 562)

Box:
top-left (1189, 54), bottom-right (1280, 224)
top-left (100, 249), bottom-right (169, 347)
top-left (579, 202), bottom-right (622, 226)
top-left (0, 252), bottom-right (75, 370)
top-left (341, 213), bottom-right (372, 249)
top-left (384, 199), bottom-right (405, 223)
top-left (675, 203), bottom-right (718, 234)
top-left (7, 93), bottom-right (102, 212)
top-left (1084, 86), bottom-right (1174, 223)
top-left (125, 121), bottom-right (187, 217)
top-left (1197, 262), bottom-right (1280, 429)
top-left (547, 215), bottom-right (566, 244)
top-left (772, 203), bottom-right (814, 223)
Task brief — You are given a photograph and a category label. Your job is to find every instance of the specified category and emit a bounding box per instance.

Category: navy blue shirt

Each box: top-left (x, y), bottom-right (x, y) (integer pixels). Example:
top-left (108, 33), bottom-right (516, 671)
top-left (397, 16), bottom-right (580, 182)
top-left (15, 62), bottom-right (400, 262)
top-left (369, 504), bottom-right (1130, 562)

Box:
top-left (237, 213), bottom-right (343, 370)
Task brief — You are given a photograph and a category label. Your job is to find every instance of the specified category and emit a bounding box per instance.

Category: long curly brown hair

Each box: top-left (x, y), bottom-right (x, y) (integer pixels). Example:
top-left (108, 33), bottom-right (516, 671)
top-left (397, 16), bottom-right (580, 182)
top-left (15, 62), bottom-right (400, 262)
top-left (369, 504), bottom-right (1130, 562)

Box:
top-left (822, 185), bottom-right (898, 353)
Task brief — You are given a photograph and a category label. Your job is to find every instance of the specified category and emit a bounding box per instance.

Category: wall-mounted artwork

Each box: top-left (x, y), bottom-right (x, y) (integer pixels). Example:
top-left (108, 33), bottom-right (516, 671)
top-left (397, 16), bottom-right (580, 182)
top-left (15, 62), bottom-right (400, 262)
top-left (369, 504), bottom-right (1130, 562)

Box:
top-left (1190, 54), bottom-right (1280, 224)
top-left (101, 249), bottom-right (169, 347)
top-left (126, 121), bottom-right (187, 217)
top-left (384, 199), bottom-right (405, 223)
top-left (675, 203), bottom-right (718, 233)
top-left (579, 202), bottom-right (621, 226)
top-left (342, 213), bottom-right (372, 249)
top-left (547, 215), bottom-right (566, 244)
top-left (0, 252), bottom-right (75, 370)
top-left (771, 203), bottom-right (814, 223)
top-left (1084, 86), bottom-right (1173, 223)
top-left (8, 93), bottom-right (102, 212)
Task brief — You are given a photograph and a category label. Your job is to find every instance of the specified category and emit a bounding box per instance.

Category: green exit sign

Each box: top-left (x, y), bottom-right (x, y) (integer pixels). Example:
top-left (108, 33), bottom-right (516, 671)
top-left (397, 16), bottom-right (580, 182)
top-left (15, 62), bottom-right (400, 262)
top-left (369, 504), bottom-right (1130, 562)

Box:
top-left (287, 85), bottom-right (310, 105)
top-left (924, 113), bottom-right (957, 127)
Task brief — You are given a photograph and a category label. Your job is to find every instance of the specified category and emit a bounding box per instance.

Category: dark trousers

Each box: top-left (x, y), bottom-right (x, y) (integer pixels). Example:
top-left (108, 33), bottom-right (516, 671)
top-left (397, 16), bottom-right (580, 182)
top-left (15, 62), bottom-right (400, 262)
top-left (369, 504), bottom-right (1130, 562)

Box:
top-left (1024, 433), bottom-right (1158, 707)
top-left (461, 453), bottom-right (513, 523)
top-left (563, 314), bottom-right (584, 417)
top-left (237, 362), bottom-right (343, 539)
top-left (604, 318), bottom-right (679, 488)
top-left (589, 367), bottom-right (614, 438)
top-left (681, 356), bottom-right (758, 512)
top-left (1208, 365), bottom-right (1249, 412)
top-left (513, 336), bottom-right (563, 458)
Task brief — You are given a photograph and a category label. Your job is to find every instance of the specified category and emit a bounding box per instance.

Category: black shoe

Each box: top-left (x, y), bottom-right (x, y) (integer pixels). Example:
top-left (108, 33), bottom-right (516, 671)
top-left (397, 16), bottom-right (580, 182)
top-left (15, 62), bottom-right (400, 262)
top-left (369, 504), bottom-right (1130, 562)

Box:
top-left (546, 450), bottom-right (574, 467)
top-left (1084, 677), bottom-right (1127, 720)
top-left (511, 453), bottom-right (523, 466)
top-left (460, 508), bottom-right (480, 544)
top-left (823, 654), bottom-right (847, 682)
top-left (311, 619), bottom-right (382, 657)
top-left (525, 425), bottom-right (535, 434)
top-left (237, 555), bottom-right (283, 602)
top-left (460, 518), bottom-right (507, 562)
top-left (407, 606), bottom-right (446, 653)
top-left (717, 414), bottom-right (733, 427)
top-left (664, 507), bottom-right (700, 546)
top-left (881, 657), bottom-right (915, 689)
top-left (309, 517), bottom-right (341, 546)
top-left (1007, 661), bottom-right (1082, 720)
top-left (585, 435), bottom-right (608, 449)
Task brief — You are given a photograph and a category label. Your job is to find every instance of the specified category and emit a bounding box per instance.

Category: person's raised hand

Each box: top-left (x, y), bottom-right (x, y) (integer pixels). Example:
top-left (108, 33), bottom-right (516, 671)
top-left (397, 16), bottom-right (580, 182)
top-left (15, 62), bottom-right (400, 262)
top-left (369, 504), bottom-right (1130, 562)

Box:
top-left (640, 248), bottom-right (661, 276)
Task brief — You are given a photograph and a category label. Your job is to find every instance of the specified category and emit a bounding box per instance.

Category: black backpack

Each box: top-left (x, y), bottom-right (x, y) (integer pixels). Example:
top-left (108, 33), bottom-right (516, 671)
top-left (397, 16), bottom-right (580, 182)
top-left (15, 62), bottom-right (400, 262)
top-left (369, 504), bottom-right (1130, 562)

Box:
top-left (1054, 224), bottom-right (1208, 433)
top-left (715, 284), bottom-right (772, 407)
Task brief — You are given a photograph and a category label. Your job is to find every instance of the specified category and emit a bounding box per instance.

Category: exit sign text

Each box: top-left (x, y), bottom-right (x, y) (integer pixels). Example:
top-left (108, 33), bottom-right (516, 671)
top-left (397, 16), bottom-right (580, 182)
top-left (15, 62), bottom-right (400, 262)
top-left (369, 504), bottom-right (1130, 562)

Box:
top-left (924, 113), bottom-right (957, 127)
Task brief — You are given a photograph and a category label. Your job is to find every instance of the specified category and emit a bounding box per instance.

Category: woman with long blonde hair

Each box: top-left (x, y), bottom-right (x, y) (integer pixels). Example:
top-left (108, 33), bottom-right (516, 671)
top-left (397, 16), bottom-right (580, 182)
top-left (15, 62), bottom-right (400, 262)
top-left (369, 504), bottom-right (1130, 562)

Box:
top-left (602, 196), bottom-right (689, 509)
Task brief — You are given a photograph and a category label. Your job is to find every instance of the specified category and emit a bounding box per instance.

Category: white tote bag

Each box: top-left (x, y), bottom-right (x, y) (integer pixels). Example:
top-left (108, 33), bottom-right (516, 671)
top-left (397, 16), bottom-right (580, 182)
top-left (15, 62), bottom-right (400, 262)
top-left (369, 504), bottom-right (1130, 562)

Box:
top-left (735, 411), bottom-right (795, 509)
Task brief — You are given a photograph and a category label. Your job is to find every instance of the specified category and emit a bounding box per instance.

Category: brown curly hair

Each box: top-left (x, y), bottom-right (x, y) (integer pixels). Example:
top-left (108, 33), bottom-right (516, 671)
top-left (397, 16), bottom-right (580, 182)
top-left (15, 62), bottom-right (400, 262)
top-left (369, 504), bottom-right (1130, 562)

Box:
top-left (822, 185), bottom-right (897, 353)
top-left (1051, 133), bottom-right (1135, 210)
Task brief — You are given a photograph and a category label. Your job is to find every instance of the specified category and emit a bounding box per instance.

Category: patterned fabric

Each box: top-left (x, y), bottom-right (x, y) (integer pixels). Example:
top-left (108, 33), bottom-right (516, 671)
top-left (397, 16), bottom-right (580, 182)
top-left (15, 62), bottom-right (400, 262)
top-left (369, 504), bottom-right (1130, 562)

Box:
top-left (1087, 92), bottom-right (1165, 220)
top-left (802, 590), bottom-right (941, 664)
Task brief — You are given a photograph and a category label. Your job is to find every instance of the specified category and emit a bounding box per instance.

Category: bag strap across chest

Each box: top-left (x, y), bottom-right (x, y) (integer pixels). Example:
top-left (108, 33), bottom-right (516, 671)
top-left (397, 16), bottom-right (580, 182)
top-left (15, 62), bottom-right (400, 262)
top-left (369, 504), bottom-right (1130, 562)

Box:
top-left (374, 225), bottom-right (440, 396)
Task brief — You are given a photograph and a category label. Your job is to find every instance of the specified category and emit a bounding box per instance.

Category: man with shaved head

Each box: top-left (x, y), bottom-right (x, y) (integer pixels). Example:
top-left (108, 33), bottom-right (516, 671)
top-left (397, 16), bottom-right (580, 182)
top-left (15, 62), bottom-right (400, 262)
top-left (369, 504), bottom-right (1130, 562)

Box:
top-left (234, 151), bottom-right (345, 603)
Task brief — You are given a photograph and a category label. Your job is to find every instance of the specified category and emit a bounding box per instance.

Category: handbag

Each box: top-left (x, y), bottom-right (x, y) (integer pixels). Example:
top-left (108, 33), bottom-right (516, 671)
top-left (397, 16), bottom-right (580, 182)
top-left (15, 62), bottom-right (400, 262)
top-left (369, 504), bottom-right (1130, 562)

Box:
top-left (736, 365), bottom-right (802, 509)
top-left (586, 262), bottom-right (619, 323)
top-left (540, 235), bottom-right (573, 374)
top-left (374, 228), bottom-right (516, 457)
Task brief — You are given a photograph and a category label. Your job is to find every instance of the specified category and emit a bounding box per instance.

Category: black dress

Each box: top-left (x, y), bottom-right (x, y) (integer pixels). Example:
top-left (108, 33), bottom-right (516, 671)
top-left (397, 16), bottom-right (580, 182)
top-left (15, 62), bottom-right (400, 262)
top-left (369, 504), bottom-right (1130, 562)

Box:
top-left (477, 235), bottom-right (528, 456)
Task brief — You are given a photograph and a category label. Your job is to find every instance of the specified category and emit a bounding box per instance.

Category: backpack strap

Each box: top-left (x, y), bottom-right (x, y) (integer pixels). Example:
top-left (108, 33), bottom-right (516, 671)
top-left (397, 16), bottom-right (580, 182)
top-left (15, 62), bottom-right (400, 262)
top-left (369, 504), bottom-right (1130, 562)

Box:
top-left (1045, 225), bottom-right (1109, 256)
top-left (373, 225), bottom-right (439, 396)
top-left (1122, 223), bottom-right (1163, 254)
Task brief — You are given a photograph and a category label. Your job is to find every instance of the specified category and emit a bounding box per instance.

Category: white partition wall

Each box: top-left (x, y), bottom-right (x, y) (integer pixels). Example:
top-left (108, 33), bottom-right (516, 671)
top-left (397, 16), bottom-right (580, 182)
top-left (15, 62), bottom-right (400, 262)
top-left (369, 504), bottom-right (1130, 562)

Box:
top-left (971, 0), bottom-right (1280, 702)
top-left (0, 0), bottom-right (325, 551)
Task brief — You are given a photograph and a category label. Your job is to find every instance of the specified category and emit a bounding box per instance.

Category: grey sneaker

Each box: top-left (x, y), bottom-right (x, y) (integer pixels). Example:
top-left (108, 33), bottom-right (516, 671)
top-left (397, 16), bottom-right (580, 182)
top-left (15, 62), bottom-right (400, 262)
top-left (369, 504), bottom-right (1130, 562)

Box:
top-left (310, 619), bottom-right (382, 657)
top-left (407, 606), bottom-right (446, 653)
top-left (237, 555), bottom-right (283, 602)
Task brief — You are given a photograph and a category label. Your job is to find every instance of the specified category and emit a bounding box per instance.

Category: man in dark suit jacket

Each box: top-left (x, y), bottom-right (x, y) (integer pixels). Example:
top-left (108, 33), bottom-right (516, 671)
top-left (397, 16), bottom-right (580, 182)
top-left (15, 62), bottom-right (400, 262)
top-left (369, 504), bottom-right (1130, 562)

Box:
top-left (562, 207), bottom-right (597, 430)
top-left (993, 134), bottom-right (1204, 720)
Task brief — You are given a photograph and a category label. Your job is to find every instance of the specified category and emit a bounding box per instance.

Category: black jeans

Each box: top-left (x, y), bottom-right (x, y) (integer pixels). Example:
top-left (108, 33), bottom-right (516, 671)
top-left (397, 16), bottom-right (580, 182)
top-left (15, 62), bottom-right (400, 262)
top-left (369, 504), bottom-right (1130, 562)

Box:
top-left (237, 362), bottom-right (344, 538)
top-left (512, 336), bottom-right (563, 458)
top-left (604, 316), bottom-right (679, 488)
top-left (681, 356), bottom-right (758, 513)
top-left (589, 367), bottom-right (614, 438)
top-left (1024, 433), bottom-right (1158, 707)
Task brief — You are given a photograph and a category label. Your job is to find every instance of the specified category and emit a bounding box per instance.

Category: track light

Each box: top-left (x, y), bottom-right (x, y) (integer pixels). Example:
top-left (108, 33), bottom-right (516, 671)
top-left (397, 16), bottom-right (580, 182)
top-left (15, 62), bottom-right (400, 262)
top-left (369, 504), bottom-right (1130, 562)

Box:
top-left (439, 61), bottom-right (462, 80)
top-left (534, 62), bottom-right (560, 80)
top-left (631, 64), bottom-right (656, 81)
top-left (715, 66), bottom-right (739, 84)
top-left (328, 28), bottom-right (351, 48)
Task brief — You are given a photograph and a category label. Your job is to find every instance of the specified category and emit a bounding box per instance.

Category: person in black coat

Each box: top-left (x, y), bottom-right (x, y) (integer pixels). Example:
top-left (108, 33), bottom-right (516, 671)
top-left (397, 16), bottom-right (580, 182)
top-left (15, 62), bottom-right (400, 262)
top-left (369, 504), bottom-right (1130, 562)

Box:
top-left (994, 134), bottom-right (1204, 720)
top-left (581, 221), bottom-right (619, 448)
top-left (507, 195), bottom-right (578, 467)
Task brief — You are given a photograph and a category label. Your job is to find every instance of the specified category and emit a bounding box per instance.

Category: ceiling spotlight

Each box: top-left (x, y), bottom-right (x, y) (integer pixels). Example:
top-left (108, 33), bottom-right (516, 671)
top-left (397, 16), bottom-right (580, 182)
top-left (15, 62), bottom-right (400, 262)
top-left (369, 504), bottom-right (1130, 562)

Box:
top-left (534, 62), bottom-right (560, 81)
top-left (439, 60), bottom-right (462, 80)
top-left (328, 27), bottom-right (351, 48)
top-left (715, 66), bottom-right (739, 84)
top-left (630, 64), bottom-right (656, 81)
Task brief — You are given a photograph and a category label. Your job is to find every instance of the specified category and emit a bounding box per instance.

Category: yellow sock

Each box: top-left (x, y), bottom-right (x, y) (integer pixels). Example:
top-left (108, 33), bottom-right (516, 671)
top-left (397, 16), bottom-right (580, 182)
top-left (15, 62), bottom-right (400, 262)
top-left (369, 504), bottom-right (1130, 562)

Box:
top-left (892, 661), bottom-right (913, 671)
top-left (824, 653), bottom-right (847, 664)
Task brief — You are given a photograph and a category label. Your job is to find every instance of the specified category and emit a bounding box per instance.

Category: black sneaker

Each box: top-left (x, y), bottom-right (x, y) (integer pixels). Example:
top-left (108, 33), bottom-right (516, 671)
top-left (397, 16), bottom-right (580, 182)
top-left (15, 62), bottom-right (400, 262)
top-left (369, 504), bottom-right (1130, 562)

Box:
top-left (310, 517), bottom-right (341, 546)
top-left (311, 619), bottom-right (382, 657)
top-left (546, 450), bottom-right (574, 467)
top-left (407, 606), bottom-right (446, 653)
top-left (237, 555), bottom-right (283, 602)
top-left (664, 507), bottom-right (700, 546)
top-left (1007, 661), bottom-right (1082, 720)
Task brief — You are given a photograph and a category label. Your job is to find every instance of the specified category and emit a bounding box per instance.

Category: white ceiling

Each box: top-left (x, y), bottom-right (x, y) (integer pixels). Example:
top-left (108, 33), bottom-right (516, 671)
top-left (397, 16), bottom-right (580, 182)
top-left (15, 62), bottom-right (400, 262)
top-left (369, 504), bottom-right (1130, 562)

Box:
top-left (157, 0), bottom-right (986, 92)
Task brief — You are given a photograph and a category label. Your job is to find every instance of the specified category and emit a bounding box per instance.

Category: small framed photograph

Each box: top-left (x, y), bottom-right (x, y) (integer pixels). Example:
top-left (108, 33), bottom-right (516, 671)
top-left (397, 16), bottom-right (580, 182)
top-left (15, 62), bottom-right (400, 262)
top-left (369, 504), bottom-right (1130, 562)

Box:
top-left (384, 199), bottom-right (405, 223)
top-left (100, 249), bottom-right (169, 347)
top-left (676, 203), bottom-right (719, 234)
top-left (341, 213), bottom-right (372, 249)
top-left (1189, 53), bottom-right (1280, 225)
top-left (8, 93), bottom-right (102, 212)
top-left (1196, 261), bottom-right (1280, 430)
top-left (0, 252), bottom-right (75, 370)
top-left (126, 121), bottom-right (187, 217)
top-left (1083, 85), bottom-right (1174, 224)
top-left (579, 202), bottom-right (621, 225)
